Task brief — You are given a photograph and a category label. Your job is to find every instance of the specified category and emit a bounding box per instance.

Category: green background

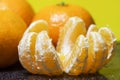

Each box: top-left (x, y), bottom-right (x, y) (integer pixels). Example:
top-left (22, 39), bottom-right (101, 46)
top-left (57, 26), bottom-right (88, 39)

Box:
top-left (28, 0), bottom-right (120, 41)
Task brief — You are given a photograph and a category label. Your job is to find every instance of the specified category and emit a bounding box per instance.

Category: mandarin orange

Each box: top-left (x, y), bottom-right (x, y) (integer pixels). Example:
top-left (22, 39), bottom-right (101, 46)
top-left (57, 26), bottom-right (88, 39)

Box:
top-left (33, 3), bottom-right (94, 45)
top-left (0, 0), bottom-right (35, 26)
top-left (0, 10), bottom-right (27, 68)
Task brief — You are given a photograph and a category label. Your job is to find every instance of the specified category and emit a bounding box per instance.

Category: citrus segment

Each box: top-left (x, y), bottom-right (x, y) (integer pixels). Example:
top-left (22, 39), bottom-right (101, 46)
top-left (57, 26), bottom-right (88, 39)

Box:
top-left (18, 32), bottom-right (38, 74)
top-left (18, 20), bottom-right (63, 75)
top-left (98, 27), bottom-right (116, 65)
top-left (86, 32), bottom-right (107, 73)
top-left (24, 20), bottom-right (48, 34)
top-left (86, 24), bottom-right (98, 38)
top-left (57, 17), bottom-right (86, 67)
top-left (18, 30), bottom-right (62, 75)
top-left (64, 35), bottom-right (88, 75)
top-left (35, 31), bottom-right (62, 75)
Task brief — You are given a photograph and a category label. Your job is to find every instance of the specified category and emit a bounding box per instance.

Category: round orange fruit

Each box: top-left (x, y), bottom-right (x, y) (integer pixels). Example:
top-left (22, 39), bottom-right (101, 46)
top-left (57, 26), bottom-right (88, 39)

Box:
top-left (33, 3), bottom-right (95, 45)
top-left (0, 10), bottom-right (27, 68)
top-left (0, 0), bottom-right (35, 26)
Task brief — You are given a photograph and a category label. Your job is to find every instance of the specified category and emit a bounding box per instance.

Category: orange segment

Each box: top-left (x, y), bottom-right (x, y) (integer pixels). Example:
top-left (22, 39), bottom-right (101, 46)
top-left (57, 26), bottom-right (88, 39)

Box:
top-left (98, 27), bottom-right (116, 65)
top-left (18, 20), bottom-right (62, 75)
top-left (18, 32), bottom-right (38, 74)
top-left (99, 27), bottom-right (116, 44)
top-left (57, 16), bottom-right (86, 68)
top-left (65, 35), bottom-right (88, 75)
top-left (24, 20), bottom-right (48, 34)
top-left (19, 31), bottom-right (63, 75)
top-left (18, 20), bottom-right (49, 74)
top-left (35, 31), bottom-right (62, 75)
top-left (84, 32), bottom-right (107, 73)
top-left (86, 24), bottom-right (98, 38)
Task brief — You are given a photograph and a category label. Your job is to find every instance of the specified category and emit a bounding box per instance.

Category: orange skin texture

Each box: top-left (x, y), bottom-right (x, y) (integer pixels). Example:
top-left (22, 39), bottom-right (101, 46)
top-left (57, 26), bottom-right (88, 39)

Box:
top-left (0, 0), bottom-right (35, 26)
top-left (33, 4), bottom-right (95, 45)
top-left (0, 10), bottom-right (27, 68)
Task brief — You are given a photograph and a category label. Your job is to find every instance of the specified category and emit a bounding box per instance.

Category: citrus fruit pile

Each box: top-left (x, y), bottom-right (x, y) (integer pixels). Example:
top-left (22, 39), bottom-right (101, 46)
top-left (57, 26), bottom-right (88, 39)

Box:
top-left (18, 16), bottom-right (116, 76)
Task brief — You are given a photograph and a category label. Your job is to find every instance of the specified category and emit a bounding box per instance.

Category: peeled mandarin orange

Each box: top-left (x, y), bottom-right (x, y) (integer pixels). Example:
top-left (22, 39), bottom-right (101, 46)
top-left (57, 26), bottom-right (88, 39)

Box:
top-left (18, 17), bottom-right (116, 76)
top-left (18, 21), bottom-right (62, 75)
top-left (0, 10), bottom-right (27, 68)
top-left (0, 0), bottom-right (34, 26)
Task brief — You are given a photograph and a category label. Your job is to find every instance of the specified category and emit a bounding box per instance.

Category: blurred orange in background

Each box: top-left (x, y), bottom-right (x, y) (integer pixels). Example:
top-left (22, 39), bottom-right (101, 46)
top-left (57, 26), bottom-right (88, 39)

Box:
top-left (0, 10), bottom-right (27, 68)
top-left (27, 0), bottom-right (120, 41)
top-left (0, 0), bottom-right (35, 26)
top-left (33, 4), bottom-right (94, 45)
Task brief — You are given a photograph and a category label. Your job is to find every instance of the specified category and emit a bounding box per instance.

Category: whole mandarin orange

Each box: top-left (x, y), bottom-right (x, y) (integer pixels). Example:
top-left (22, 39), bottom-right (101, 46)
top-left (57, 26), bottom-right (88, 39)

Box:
top-left (0, 10), bottom-right (27, 68)
top-left (0, 0), bottom-right (35, 26)
top-left (33, 3), bottom-right (95, 45)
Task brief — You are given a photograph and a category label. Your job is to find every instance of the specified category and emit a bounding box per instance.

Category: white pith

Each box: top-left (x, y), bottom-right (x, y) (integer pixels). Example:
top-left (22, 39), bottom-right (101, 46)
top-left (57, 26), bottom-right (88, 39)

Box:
top-left (99, 27), bottom-right (116, 44)
top-left (90, 32), bottom-right (104, 52)
top-left (98, 27), bottom-right (116, 59)
top-left (18, 32), bottom-right (37, 57)
top-left (61, 17), bottom-right (84, 57)
top-left (35, 31), bottom-right (62, 74)
top-left (86, 24), bottom-right (97, 38)
top-left (66, 35), bottom-right (88, 73)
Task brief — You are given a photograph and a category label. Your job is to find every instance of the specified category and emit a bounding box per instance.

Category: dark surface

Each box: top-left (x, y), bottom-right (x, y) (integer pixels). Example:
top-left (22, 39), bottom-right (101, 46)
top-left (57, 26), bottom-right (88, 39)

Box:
top-left (0, 42), bottom-right (120, 80)
top-left (0, 63), bottom-right (108, 80)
